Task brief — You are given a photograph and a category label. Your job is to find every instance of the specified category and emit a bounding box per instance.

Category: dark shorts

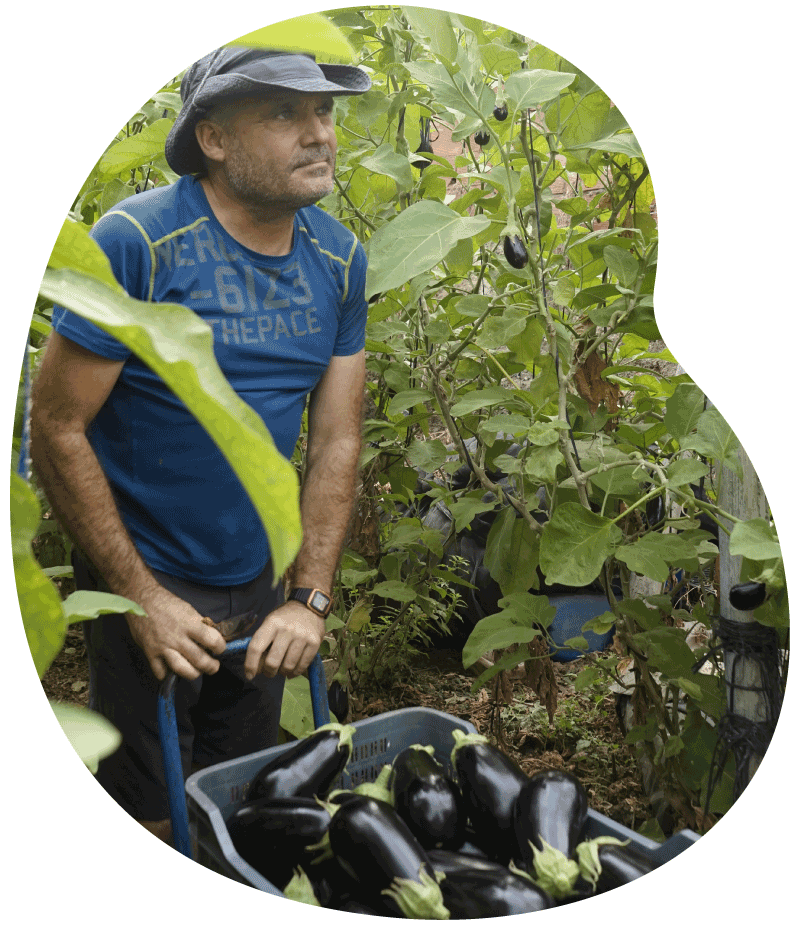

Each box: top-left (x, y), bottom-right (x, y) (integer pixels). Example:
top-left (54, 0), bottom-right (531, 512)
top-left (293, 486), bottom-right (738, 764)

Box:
top-left (74, 551), bottom-right (285, 822)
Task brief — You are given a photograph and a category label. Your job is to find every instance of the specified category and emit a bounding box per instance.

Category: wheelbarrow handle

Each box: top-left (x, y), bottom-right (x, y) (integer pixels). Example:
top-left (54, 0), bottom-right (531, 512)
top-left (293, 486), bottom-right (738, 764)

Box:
top-left (157, 640), bottom-right (329, 859)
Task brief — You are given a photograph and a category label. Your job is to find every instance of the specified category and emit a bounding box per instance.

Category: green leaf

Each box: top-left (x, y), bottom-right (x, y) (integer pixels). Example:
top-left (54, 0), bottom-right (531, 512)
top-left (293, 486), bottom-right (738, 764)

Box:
top-left (51, 702), bottom-right (122, 774)
top-left (11, 473), bottom-right (66, 678)
top-left (666, 457), bottom-right (710, 488)
top-left (227, 13), bottom-right (356, 63)
top-left (505, 68), bottom-right (575, 113)
top-left (540, 503), bottom-right (623, 587)
top-left (40, 248), bottom-right (301, 578)
top-left (62, 590), bottom-right (146, 624)
top-left (372, 581), bottom-right (418, 602)
top-left (729, 519), bottom-right (781, 561)
top-left (406, 438), bottom-right (447, 473)
top-left (365, 201), bottom-right (489, 299)
top-left (97, 119), bottom-right (173, 180)
top-left (664, 382), bottom-right (705, 440)
top-left (280, 676), bottom-right (321, 738)
top-left (402, 6), bottom-right (458, 61)
top-left (483, 506), bottom-right (540, 595)
top-left (360, 143), bottom-right (415, 192)
top-left (449, 494), bottom-right (498, 534)
top-left (450, 386), bottom-right (510, 416)
top-left (615, 534), bottom-right (673, 583)
top-left (463, 615), bottom-right (537, 667)
top-left (681, 409), bottom-right (742, 478)
top-left (574, 667), bottom-right (602, 691)
top-left (578, 133), bottom-right (643, 159)
top-left (387, 388), bottom-right (434, 416)
top-left (603, 245), bottom-right (638, 288)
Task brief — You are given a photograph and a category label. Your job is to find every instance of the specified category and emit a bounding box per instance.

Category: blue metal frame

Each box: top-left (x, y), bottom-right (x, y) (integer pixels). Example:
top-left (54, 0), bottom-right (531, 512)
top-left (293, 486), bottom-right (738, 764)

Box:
top-left (157, 641), bottom-right (329, 859)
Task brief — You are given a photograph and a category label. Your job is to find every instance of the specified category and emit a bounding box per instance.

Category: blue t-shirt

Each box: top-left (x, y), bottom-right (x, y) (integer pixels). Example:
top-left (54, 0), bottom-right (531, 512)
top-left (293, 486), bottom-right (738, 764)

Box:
top-left (52, 176), bottom-right (367, 585)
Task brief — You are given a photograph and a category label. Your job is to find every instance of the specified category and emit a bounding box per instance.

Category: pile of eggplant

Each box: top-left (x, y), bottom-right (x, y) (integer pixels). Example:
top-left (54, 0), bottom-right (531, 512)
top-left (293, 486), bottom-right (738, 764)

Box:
top-left (225, 723), bottom-right (659, 917)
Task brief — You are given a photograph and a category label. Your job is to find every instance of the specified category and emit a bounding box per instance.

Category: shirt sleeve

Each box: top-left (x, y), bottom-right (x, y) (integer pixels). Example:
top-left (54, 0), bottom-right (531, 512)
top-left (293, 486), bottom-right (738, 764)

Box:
top-left (50, 210), bottom-right (152, 361)
top-left (333, 236), bottom-right (368, 357)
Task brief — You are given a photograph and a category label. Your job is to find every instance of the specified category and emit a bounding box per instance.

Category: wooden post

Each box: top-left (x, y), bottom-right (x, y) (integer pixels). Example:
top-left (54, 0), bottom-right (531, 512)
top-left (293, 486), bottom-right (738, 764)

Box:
top-left (716, 442), bottom-right (770, 784)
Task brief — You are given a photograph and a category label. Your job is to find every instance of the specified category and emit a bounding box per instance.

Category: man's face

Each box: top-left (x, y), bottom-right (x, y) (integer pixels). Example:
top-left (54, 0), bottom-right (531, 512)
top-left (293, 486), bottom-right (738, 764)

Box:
top-left (214, 92), bottom-right (338, 212)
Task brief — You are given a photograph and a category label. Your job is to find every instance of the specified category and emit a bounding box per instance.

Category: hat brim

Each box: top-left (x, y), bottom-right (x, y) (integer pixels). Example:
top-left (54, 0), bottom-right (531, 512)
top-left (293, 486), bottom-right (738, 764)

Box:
top-left (165, 58), bottom-right (371, 176)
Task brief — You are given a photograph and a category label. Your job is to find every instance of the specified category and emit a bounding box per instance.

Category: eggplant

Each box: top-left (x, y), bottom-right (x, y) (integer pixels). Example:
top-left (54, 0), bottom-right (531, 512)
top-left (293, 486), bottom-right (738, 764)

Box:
top-left (576, 837), bottom-right (657, 893)
top-left (327, 795), bottom-right (449, 919)
top-left (328, 679), bottom-right (349, 723)
top-left (391, 745), bottom-right (467, 851)
top-left (412, 139), bottom-right (434, 170)
top-left (493, 103), bottom-right (508, 121)
top-left (450, 730), bottom-right (529, 862)
top-left (474, 130), bottom-right (491, 147)
top-left (729, 581), bottom-right (767, 612)
top-left (245, 722), bottom-right (354, 803)
top-left (437, 866), bottom-right (554, 917)
top-left (512, 770), bottom-right (588, 900)
top-left (503, 234), bottom-right (529, 269)
top-left (329, 763), bottom-right (394, 806)
top-left (226, 797), bottom-right (332, 889)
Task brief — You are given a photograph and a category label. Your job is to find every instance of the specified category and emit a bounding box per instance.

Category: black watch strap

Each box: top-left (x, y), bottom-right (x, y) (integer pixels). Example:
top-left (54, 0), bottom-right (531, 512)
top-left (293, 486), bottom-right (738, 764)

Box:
top-left (289, 587), bottom-right (332, 617)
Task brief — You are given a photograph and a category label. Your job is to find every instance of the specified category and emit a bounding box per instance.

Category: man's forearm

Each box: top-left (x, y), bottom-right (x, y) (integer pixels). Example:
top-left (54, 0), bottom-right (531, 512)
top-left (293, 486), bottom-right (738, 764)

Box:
top-left (31, 425), bottom-right (160, 602)
top-left (290, 431), bottom-right (361, 593)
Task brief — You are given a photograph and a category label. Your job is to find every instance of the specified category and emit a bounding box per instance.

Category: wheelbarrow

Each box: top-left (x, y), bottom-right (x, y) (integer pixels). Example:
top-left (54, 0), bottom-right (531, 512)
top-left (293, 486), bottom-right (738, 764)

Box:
top-left (157, 636), bottom-right (330, 858)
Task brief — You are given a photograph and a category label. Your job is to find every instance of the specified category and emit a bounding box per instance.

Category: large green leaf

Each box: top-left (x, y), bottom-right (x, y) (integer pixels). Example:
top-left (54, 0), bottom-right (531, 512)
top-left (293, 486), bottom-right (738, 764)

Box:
top-left (228, 13), bottom-right (356, 64)
top-left (50, 702), bottom-right (122, 774)
top-left (11, 473), bottom-right (66, 678)
top-left (729, 519), bottom-right (781, 561)
top-left (402, 7), bottom-right (458, 62)
top-left (681, 409), bottom-right (742, 478)
top-left (365, 201), bottom-right (489, 298)
top-left (97, 120), bottom-right (173, 180)
top-left (539, 503), bottom-right (623, 587)
top-left (483, 506), bottom-right (540, 595)
top-left (41, 224), bottom-right (301, 578)
top-left (505, 69), bottom-right (576, 114)
top-left (463, 615), bottom-right (537, 668)
top-left (359, 144), bottom-right (415, 192)
top-left (664, 382), bottom-right (706, 440)
top-left (62, 590), bottom-right (146, 625)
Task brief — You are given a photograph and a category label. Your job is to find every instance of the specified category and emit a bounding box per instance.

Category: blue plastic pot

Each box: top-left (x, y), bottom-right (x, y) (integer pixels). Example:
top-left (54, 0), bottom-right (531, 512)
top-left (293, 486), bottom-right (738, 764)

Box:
top-left (547, 594), bottom-right (616, 662)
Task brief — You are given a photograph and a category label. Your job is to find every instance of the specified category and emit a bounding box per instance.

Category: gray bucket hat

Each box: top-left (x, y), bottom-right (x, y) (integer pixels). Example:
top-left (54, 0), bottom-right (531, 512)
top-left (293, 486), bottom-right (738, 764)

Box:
top-left (165, 46), bottom-right (372, 175)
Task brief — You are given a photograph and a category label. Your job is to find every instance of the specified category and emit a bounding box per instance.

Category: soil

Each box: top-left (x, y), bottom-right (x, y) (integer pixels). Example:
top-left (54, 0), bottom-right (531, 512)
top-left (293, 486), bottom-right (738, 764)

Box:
top-left (42, 625), bottom-right (652, 835)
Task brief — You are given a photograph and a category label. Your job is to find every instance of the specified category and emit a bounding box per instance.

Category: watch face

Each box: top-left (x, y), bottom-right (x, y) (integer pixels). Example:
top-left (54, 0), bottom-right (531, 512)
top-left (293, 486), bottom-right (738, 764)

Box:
top-left (310, 591), bottom-right (330, 613)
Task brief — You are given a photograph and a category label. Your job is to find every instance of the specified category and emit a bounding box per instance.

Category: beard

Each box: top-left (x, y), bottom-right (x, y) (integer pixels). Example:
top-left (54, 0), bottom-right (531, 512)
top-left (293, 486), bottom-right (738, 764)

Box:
top-left (222, 142), bottom-right (335, 216)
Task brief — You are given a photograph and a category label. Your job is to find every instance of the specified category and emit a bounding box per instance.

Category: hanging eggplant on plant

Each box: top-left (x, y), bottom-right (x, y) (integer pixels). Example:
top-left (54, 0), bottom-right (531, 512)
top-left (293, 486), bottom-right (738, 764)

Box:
top-left (503, 234), bottom-right (529, 269)
top-left (729, 581), bottom-right (767, 611)
top-left (493, 102), bottom-right (508, 121)
top-left (450, 730), bottom-right (529, 863)
top-left (327, 679), bottom-right (349, 724)
top-left (474, 129), bottom-right (491, 147)
top-left (413, 116), bottom-right (435, 171)
top-left (245, 722), bottom-right (355, 803)
top-left (391, 744), bottom-right (467, 851)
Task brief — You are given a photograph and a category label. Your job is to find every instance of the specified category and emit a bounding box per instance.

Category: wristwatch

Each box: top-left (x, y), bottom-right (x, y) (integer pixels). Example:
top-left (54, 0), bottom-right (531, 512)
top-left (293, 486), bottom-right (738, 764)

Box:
top-left (289, 587), bottom-right (333, 618)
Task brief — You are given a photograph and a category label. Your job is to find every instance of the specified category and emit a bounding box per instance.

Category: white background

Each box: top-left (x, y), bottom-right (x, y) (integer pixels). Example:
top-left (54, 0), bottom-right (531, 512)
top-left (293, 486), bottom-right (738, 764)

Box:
top-left (3, 2), bottom-right (797, 923)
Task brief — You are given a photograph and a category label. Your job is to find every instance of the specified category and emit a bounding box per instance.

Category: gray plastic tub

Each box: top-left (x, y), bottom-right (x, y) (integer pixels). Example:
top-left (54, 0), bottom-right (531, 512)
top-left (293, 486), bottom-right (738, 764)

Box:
top-left (185, 706), bottom-right (699, 896)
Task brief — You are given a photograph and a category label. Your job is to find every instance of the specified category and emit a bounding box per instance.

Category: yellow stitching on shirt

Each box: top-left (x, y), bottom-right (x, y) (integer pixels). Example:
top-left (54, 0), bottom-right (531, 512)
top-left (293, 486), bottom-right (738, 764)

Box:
top-left (98, 211), bottom-right (156, 298)
top-left (149, 217), bottom-right (212, 300)
top-left (342, 233), bottom-right (358, 304)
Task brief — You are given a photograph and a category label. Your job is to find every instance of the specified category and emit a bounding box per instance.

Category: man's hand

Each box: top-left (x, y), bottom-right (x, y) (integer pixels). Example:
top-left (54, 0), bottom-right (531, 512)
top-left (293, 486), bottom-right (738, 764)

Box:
top-left (244, 601), bottom-right (326, 681)
top-left (125, 586), bottom-right (227, 682)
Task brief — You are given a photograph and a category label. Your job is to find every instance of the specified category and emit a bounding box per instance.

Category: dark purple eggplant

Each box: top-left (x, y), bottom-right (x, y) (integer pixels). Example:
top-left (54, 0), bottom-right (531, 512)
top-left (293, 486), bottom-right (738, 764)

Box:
top-left (575, 837), bottom-right (657, 894)
top-left (449, 730), bottom-right (529, 862)
top-left (474, 130), bottom-right (491, 147)
top-left (327, 795), bottom-right (449, 919)
top-left (226, 797), bottom-right (332, 889)
top-left (391, 745), bottom-right (467, 851)
top-left (729, 581), bottom-right (767, 611)
top-left (438, 866), bottom-right (554, 917)
top-left (245, 722), bottom-right (354, 803)
top-left (412, 139), bottom-right (434, 170)
top-left (428, 849), bottom-right (516, 877)
top-left (328, 679), bottom-right (349, 723)
top-left (512, 770), bottom-right (588, 899)
top-left (503, 234), bottom-right (528, 269)
top-left (493, 102), bottom-right (509, 121)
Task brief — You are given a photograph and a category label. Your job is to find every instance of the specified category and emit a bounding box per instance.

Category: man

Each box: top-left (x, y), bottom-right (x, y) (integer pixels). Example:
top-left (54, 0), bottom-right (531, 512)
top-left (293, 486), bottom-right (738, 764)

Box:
top-left (30, 46), bottom-right (371, 844)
